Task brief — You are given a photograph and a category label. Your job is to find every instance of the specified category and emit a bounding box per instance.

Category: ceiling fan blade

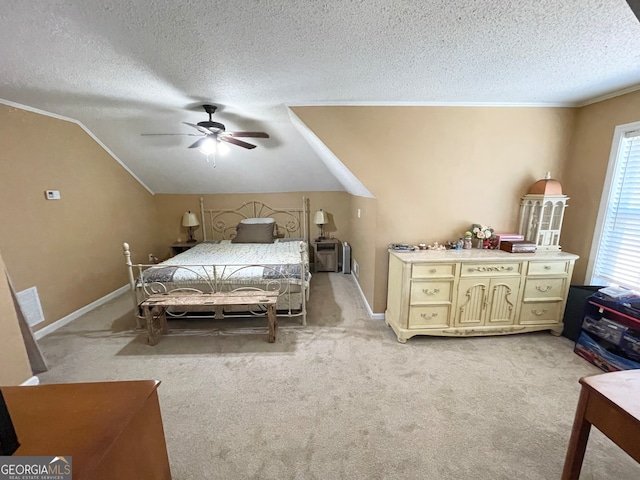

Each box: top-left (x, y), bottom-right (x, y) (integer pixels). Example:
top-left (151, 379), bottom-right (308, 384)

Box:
top-left (223, 132), bottom-right (270, 138)
top-left (141, 133), bottom-right (201, 136)
top-left (188, 137), bottom-right (209, 149)
top-left (183, 122), bottom-right (213, 135)
top-left (220, 136), bottom-right (257, 149)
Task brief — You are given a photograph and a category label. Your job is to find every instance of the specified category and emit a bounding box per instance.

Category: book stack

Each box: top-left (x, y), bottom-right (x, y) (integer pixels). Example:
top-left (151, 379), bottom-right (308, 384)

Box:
top-left (499, 240), bottom-right (536, 253)
top-left (495, 233), bottom-right (524, 246)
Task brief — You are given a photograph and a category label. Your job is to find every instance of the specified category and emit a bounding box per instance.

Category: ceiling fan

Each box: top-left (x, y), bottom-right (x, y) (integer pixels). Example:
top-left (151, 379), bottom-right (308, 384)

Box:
top-left (142, 104), bottom-right (269, 154)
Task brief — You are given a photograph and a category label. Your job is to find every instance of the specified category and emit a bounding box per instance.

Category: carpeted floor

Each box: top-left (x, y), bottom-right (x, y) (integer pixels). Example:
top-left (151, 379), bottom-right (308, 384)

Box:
top-left (37, 273), bottom-right (639, 479)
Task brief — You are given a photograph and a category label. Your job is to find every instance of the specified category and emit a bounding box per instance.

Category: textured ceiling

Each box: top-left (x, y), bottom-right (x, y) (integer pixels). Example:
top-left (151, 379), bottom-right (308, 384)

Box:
top-left (1, 0), bottom-right (639, 194)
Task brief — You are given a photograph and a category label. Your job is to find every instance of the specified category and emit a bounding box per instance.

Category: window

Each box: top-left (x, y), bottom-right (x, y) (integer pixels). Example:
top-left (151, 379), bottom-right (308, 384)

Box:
top-left (588, 121), bottom-right (640, 291)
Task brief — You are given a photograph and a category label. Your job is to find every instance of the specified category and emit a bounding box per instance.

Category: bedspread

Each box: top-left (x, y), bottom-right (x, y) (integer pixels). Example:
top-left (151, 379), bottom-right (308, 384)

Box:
top-left (141, 240), bottom-right (310, 287)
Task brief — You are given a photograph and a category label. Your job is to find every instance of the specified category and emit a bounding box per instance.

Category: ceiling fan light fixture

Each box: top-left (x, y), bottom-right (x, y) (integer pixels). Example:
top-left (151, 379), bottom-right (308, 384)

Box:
top-left (217, 141), bottom-right (230, 155)
top-left (198, 136), bottom-right (217, 155)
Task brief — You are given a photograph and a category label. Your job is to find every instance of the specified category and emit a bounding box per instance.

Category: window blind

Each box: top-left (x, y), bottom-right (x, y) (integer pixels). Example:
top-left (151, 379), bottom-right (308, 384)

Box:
top-left (592, 130), bottom-right (640, 290)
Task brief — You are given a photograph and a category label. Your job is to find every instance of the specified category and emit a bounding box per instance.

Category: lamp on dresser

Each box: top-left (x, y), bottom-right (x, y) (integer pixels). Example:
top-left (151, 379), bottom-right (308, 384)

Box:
top-left (182, 211), bottom-right (200, 243)
top-left (313, 209), bottom-right (328, 241)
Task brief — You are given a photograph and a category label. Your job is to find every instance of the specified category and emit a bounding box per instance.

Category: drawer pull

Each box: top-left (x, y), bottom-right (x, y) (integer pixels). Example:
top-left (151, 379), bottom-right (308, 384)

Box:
top-left (535, 285), bottom-right (552, 293)
top-left (531, 309), bottom-right (548, 316)
top-left (422, 288), bottom-right (440, 295)
top-left (544, 265), bottom-right (551, 270)
top-left (430, 268), bottom-right (437, 273)
top-left (468, 266), bottom-right (514, 273)
top-left (420, 312), bottom-right (438, 319)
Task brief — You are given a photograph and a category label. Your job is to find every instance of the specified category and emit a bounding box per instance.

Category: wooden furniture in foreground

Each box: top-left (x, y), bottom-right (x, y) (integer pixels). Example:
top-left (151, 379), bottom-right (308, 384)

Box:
top-left (385, 249), bottom-right (578, 342)
top-left (0, 380), bottom-right (171, 480)
top-left (141, 291), bottom-right (279, 344)
top-left (313, 238), bottom-right (340, 272)
top-left (561, 370), bottom-right (640, 480)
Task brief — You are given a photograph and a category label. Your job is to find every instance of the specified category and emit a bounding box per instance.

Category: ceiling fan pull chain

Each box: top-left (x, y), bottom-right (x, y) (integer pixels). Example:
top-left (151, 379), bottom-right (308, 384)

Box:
top-left (205, 152), bottom-right (217, 167)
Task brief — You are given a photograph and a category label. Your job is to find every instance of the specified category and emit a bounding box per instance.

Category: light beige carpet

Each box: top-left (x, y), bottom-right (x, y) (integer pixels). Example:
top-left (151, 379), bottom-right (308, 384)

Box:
top-left (37, 273), bottom-right (639, 480)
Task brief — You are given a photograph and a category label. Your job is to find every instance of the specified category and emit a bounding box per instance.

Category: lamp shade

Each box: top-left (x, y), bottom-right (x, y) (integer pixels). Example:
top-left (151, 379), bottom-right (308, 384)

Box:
top-left (313, 210), bottom-right (328, 225)
top-left (182, 211), bottom-right (200, 227)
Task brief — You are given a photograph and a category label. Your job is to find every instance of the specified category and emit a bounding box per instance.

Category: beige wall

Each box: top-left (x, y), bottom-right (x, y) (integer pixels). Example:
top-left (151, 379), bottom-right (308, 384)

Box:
top-left (0, 105), bottom-right (161, 331)
top-left (293, 106), bottom-right (577, 312)
top-left (153, 191), bottom-right (352, 258)
top-left (562, 90), bottom-right (640, 284)
top-left (348, 196), bottom-right (378, 308)
top-left (0, 251), bottom-right (33, 385)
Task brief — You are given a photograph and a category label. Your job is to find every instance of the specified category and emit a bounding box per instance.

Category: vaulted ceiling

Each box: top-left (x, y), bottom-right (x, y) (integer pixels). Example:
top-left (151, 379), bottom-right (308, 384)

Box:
top-left (2, 1), bottom-right (639, 194)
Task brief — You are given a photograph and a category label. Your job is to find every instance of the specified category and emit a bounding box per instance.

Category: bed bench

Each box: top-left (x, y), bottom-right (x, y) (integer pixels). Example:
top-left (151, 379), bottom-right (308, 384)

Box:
top-left (141, 291), bottom-right (279, 345)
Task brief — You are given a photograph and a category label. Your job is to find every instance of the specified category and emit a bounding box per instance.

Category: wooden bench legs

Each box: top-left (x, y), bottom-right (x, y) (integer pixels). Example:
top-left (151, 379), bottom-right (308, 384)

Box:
top-left (141, 292), bottom-right (280, 345)
top-left (143, 306), bottom-right (168, 346)
top-left (267, 304), bottom-right (277, 343)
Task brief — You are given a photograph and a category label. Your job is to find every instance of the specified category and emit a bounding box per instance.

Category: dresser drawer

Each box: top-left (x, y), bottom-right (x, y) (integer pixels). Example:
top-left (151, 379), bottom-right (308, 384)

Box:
top-left (461, 262), bottom-right (521, 277)
top-left (410, 281), bottom-right (453, 303)
top-left (408, 305), bottom-right (450, 329)
top-left (519, 301), bottom-right (564, 325)
top-left (412, 263), bottom-right (456, 279)
top-left (523, 278), bottom-right (567, 301)
top-left (527, 261), bottom-right (569, 276)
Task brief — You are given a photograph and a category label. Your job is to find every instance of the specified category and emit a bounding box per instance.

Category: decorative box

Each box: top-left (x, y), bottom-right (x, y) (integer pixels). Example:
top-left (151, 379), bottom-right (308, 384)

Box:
top-left (581, 315), bottom-right (627, 346)
top-left (496, 233), bottom-right (524, 244)
top-left (499, 240), bottom-right (536, 253)
top-left (620, 331), bottom-right (640, 361)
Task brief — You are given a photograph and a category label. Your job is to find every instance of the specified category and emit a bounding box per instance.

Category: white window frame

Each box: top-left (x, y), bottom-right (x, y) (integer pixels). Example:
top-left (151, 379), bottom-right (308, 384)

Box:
top-left (585, 120), bottom-right (640, 291)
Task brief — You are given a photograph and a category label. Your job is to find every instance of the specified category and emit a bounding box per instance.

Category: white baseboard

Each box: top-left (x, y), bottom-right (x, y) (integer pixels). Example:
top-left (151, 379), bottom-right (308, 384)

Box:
top-left (34, 285), bottom-right (129, 339)
top-left (20, 376), bottom-right (40, 386)
top-left (350, 272), bottom-right (385, 320)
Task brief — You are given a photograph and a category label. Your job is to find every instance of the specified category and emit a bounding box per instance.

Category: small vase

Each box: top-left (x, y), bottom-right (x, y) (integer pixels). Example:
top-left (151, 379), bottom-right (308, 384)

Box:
top-left (475, 238), bottom-right (484, 249)
top-left (463, 237), bottom-right (472, 249)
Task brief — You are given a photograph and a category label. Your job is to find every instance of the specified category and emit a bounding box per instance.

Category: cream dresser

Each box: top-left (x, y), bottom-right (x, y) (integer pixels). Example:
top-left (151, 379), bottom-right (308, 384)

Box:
top-left (385, 249), bottom-right (578, 343)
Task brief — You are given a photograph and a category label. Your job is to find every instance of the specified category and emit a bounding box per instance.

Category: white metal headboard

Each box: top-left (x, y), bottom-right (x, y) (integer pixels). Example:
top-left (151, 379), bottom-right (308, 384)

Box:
top-left (199, 197), bottom-right (309, 242)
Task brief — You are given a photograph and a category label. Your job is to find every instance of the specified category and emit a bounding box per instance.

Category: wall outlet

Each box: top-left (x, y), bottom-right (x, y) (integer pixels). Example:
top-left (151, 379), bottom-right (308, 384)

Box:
top-left (353, 260), bottom-right (359, 278)
top-left (357, 208), bottom-right (361, 218)
top-left (148, 254), bottom-right (154, 262)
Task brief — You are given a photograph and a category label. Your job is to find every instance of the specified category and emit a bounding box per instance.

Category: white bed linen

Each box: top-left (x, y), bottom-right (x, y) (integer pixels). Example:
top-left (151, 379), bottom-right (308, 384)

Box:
top-left (141, 240), bottom-right (309, 288)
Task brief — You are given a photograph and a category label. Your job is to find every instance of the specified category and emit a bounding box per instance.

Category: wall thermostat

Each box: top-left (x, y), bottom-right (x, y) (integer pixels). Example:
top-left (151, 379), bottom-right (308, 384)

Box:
top-left (45, 190), bottom-right (61, 200)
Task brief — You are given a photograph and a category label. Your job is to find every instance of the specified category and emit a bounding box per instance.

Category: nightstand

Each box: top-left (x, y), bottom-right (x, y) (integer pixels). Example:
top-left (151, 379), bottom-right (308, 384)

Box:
top-left (170, 241), bottom-right (199, 256)
top-left (313, 238), bottom-right (340, 272)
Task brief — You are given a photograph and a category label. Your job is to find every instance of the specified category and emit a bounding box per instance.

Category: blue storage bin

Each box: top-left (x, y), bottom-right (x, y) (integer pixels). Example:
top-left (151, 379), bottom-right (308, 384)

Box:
top-left (574, 331), bottom-right (640, 372)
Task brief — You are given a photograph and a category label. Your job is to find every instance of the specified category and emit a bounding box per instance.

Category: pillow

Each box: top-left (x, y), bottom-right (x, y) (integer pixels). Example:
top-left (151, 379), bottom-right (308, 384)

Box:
top-left (232, 222), bottom-right (275, 243)
top-left (240, 217), bottom-right (275, 225)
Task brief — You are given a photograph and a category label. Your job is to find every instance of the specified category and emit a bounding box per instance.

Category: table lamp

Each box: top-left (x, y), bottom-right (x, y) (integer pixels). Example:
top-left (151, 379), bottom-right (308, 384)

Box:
top-left (313, 209), bottom-right (328, 241)
top-left (182, 211), bottom-right (200, 243)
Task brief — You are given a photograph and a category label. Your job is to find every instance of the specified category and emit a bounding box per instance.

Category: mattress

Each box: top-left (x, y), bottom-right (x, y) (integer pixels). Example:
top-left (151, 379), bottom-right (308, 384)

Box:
top-left (138, 240), bottom-right (310, 294)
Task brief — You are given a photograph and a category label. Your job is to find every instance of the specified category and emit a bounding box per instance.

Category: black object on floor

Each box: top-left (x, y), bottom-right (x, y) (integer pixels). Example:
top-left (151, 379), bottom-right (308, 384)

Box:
top-left (562, 285), bottom-right (604, 342)
top-left (0, 390), bottom-right (20, 455)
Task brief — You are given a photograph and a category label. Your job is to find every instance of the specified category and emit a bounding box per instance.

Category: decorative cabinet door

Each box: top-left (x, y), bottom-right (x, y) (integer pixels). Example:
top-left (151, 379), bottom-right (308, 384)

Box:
top-left (485, 277), bottom-right (521, 325)
top-left (455, 279), bottom-right (488, 326)
top-left (455, 277), bottom-right (520, 327)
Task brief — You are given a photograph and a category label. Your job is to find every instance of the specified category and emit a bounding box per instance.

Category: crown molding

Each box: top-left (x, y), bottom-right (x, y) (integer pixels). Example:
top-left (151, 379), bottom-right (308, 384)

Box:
top-left (0, 98), bottom-right (155, 195)
top-left (288, 100), bottom-right (576, 108)
top-left (575, 83), bottom-right (640, 107)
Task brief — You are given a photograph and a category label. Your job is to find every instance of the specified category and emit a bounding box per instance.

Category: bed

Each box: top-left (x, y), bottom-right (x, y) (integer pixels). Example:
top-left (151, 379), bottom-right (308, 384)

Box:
top-left (123, 197), bottom-right (310, 328)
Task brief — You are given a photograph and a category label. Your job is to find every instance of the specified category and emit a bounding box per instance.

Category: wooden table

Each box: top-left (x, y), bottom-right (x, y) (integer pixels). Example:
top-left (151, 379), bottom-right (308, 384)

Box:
top-left (141, 291), bottom-right (279, 344)
top-left (1, 380), bottom-right (171, 480)
top-left (561, 370), bottom-right (640, 479)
